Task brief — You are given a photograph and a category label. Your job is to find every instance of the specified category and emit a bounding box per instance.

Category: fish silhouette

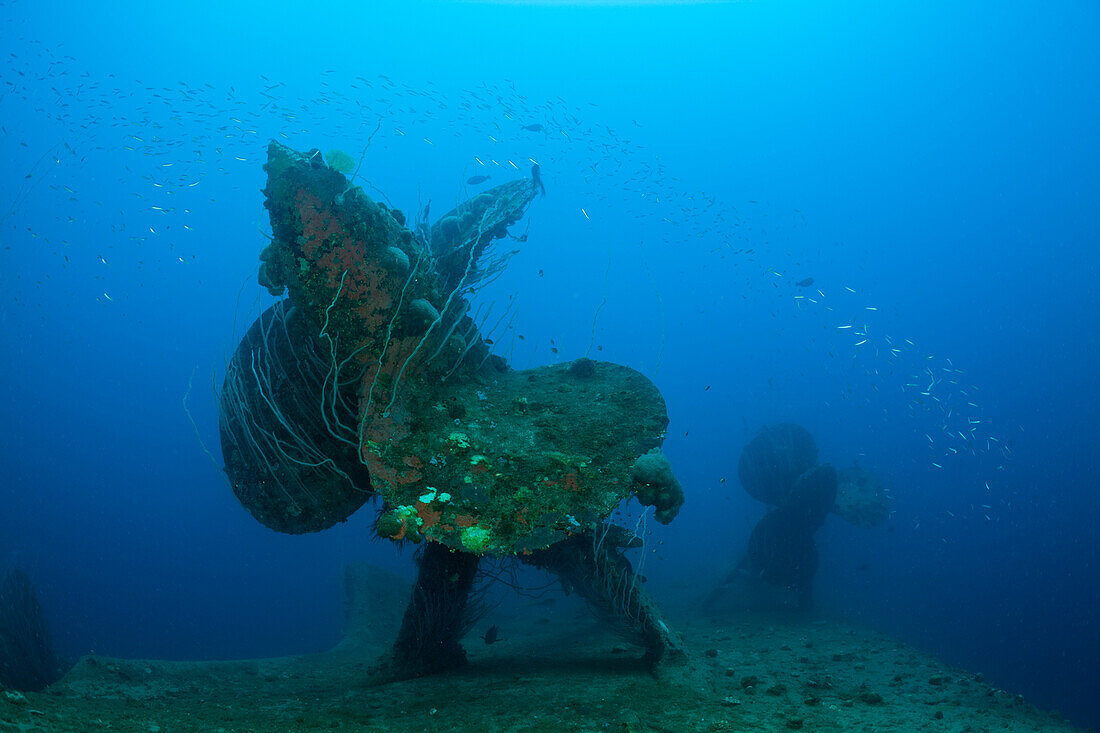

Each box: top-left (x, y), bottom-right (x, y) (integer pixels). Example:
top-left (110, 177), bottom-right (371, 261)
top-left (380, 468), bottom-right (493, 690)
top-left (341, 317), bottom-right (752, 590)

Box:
top-left (482, 624), bottom-right (504, 644)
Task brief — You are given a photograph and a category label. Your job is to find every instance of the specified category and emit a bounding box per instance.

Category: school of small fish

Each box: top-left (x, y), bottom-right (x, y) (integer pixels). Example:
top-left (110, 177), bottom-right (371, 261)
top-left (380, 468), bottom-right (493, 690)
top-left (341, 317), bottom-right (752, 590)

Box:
top-left (0, 27), bottom-right (1010, 528)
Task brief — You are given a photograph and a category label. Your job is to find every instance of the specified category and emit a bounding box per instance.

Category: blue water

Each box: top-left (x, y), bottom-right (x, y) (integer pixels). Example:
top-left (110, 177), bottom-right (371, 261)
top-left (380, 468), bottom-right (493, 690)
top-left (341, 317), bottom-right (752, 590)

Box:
top-left (1, 0), bottom-right (1097, 727)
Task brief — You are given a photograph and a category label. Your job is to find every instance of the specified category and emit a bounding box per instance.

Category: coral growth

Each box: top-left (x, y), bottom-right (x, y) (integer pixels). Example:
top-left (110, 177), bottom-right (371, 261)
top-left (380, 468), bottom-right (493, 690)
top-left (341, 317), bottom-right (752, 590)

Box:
top-left (232, 142), bottom-right (682, 558)
top-left (631, 449), bottom-right (685, 524)
top-left (0, 569), bottom-right (67, 691)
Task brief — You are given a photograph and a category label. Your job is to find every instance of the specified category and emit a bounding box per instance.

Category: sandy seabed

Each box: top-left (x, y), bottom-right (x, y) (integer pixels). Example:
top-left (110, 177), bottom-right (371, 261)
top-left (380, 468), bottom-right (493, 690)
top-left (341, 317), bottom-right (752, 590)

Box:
top-left (0, 567), bottom-right (1081, 732)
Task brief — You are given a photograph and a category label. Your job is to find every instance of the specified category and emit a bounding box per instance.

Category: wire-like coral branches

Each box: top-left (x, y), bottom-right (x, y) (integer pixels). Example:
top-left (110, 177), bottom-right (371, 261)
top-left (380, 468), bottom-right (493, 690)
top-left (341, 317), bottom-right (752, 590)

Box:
top-left (218, 300), bottom-right (374, 533)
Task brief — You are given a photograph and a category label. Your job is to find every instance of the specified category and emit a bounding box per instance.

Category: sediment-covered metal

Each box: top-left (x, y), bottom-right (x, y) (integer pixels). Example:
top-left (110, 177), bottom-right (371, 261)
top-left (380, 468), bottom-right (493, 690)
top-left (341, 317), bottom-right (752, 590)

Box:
top-left (224, 142), bottom-right (680, 558)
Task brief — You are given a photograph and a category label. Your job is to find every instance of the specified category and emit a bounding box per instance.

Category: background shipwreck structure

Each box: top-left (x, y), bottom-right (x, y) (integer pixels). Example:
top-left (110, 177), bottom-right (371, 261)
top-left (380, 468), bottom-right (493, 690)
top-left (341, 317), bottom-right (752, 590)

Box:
top-left (218, 143), bottom-right (686, 678)
top-left (706, 423), bottom-right (890, 611)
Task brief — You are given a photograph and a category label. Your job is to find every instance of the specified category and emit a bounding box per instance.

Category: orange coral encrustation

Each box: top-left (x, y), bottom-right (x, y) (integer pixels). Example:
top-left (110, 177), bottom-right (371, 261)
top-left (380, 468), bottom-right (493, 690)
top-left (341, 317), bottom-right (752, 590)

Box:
top-left (294, 187), bottom-right (395, 332)
top-left (415, 501), bottom-right (443, 529)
